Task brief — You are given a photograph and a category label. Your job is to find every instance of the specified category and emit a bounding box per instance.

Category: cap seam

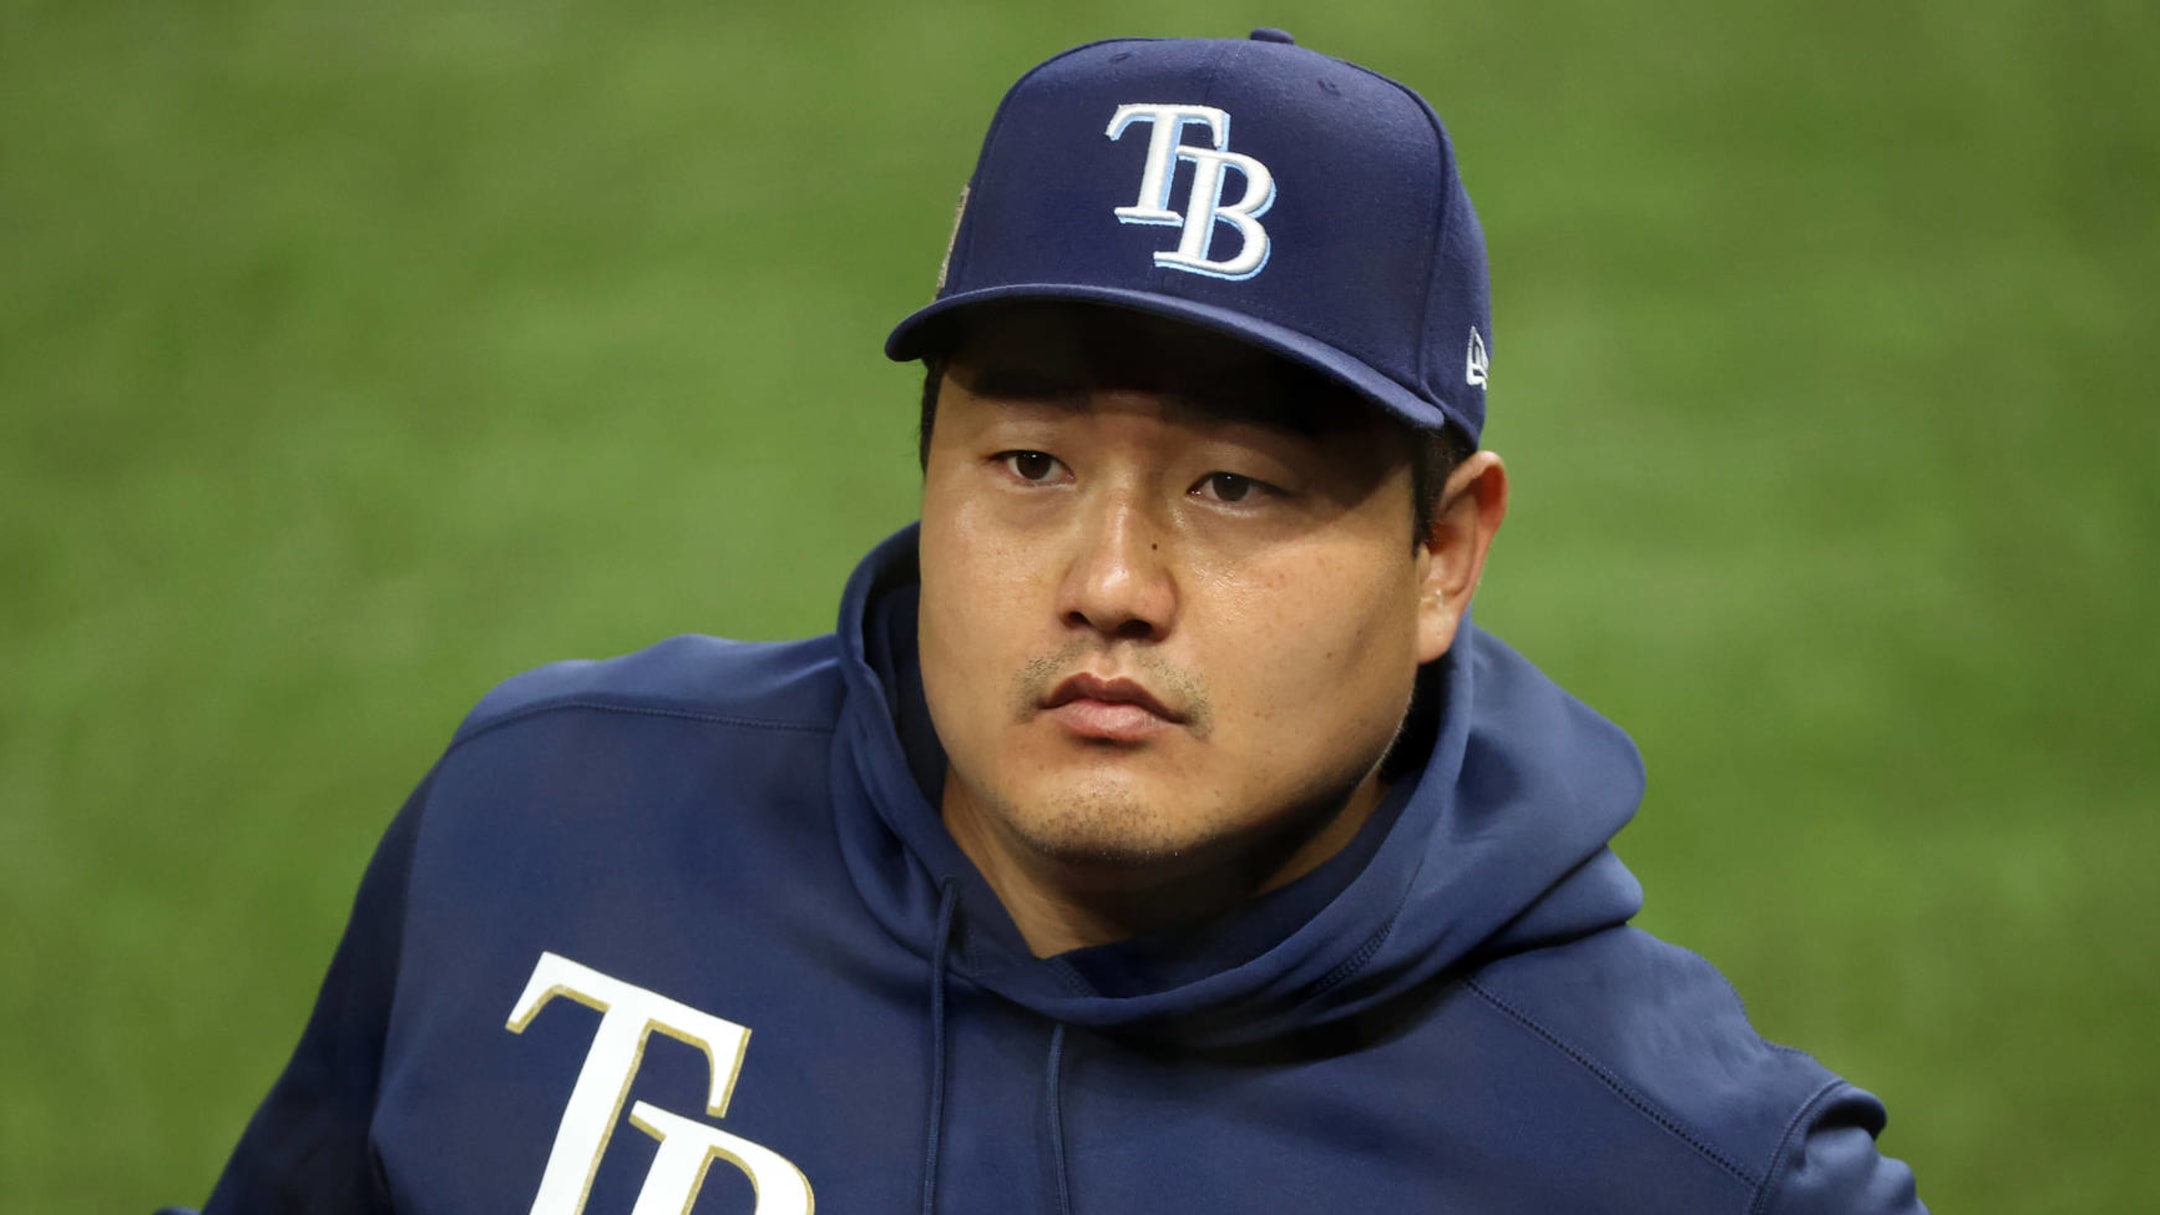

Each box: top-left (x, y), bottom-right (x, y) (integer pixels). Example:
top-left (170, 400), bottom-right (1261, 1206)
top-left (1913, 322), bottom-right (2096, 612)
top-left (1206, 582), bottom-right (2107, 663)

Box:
top-left (947, 38), bottom-right (1154, 299)
top-left (1341, 60), bottom-right (1460, 425)
top-left (1149, 40), bottom-right (1232, 301)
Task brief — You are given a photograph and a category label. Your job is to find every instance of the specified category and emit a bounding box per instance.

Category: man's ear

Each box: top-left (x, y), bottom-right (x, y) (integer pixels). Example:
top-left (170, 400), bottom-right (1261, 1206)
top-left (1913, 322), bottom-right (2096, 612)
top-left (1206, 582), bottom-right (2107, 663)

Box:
top-left (1416, 451), bottom-right (1509, 664)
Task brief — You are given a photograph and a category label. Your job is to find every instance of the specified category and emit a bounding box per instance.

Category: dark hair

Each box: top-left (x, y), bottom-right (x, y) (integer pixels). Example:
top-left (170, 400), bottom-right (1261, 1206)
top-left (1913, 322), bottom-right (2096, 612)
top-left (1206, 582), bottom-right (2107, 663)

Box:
top-left (917, 357), bottom-right (1475, 545)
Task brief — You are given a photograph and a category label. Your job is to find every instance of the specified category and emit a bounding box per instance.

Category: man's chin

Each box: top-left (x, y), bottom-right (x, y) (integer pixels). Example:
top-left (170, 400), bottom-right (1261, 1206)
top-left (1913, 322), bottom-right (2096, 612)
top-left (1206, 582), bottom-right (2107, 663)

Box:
top-left (995, 789), bottom-right (1240, 880)
top-left (1017, 828), bottom-right (1205, 871)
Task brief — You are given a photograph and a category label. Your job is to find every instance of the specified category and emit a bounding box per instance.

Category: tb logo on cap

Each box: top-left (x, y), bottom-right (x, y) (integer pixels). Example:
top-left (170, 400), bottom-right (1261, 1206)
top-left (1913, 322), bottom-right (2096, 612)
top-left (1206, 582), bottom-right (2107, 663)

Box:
top-left (1106, 104), bottom-right (1276, 281)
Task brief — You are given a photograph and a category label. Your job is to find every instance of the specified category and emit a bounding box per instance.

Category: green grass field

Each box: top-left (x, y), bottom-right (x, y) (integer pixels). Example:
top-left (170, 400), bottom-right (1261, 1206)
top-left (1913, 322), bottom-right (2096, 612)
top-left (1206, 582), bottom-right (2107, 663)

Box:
top-left (3, 1), bottom-right (2155, 1209)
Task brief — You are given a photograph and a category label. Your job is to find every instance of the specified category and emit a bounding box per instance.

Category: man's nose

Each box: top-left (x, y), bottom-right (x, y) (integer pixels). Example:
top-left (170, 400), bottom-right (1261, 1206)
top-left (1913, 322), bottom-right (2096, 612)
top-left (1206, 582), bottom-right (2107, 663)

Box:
top-left (1056, 493), bottom-right (1176, 643)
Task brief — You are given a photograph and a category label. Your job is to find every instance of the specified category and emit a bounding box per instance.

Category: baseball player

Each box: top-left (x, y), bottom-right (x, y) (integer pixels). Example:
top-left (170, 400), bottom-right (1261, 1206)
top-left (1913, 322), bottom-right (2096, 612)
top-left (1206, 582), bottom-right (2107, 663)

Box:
top-left (179, 30), bottom-right (1924, 1214)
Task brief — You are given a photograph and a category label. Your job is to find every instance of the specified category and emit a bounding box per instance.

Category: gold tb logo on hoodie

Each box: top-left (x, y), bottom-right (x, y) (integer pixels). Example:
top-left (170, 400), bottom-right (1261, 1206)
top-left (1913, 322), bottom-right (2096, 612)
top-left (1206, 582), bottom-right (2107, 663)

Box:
top-left (507, 951), bottom-right (814, 1215)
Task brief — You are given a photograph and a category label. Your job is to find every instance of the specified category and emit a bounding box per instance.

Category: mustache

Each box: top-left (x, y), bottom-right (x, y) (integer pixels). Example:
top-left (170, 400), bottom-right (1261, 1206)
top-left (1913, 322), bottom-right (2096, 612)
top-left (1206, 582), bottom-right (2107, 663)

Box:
top-left (1013, 641), bottom-right (1213, 738)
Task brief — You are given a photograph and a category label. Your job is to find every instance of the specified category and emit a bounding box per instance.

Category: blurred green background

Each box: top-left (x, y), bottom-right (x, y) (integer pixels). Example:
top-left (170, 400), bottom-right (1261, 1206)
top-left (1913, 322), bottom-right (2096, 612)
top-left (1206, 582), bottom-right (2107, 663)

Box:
top-left (3, 0), bottom-right (2154, 1209)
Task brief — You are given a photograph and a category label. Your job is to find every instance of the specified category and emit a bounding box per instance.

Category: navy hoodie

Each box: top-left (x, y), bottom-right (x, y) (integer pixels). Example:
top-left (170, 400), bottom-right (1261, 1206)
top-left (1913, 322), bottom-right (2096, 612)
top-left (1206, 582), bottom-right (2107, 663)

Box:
top-left (193, 525), bottom-right (1925, 1213)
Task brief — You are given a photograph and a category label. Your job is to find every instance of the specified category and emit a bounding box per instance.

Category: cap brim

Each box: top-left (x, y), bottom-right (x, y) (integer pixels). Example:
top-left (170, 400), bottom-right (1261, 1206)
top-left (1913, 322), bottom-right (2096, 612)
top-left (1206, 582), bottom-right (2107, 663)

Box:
top-left (884, 284), bottom-right (1462, 435)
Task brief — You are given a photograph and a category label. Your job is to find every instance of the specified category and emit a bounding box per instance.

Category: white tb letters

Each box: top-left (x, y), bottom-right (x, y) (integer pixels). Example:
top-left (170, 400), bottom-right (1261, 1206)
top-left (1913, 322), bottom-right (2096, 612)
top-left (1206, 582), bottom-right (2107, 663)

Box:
top-left (507, 951), bottom-right (811, 1215)
top-left (1108, 103), bottom-right (1229, 225)
top-left (1106, 103), bottom-right (1277, 280)
top-left (629, 1102), bottom-right (813, 1215)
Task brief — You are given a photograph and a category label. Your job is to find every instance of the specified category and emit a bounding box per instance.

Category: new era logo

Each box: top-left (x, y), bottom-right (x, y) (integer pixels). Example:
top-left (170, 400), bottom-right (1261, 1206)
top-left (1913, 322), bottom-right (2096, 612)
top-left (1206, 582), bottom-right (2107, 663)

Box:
top-left (1466, 327), bottom-right (1489, 387)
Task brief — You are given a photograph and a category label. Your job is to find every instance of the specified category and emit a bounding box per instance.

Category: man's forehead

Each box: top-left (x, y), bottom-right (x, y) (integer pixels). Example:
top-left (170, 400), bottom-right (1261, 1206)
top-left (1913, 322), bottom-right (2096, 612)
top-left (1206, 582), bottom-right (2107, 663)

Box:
top-left (943, 302), bottom-right (1374, 437)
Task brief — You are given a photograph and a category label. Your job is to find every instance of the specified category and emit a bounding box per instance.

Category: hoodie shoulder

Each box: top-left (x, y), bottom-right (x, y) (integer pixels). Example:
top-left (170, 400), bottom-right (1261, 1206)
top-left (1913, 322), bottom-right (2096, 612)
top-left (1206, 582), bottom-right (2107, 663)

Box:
top-left (1465, 927), bottom-right (1922, 1212)
top-left (453, 633), bottom-right (847, 744)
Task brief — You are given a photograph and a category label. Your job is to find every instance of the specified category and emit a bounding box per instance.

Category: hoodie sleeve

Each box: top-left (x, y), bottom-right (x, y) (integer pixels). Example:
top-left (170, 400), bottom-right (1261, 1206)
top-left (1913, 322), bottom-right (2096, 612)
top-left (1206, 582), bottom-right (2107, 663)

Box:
top-left (1756, 1081), bottom-right (1927, 1215)
top-left (195, 772), bottom-right (432, 1215)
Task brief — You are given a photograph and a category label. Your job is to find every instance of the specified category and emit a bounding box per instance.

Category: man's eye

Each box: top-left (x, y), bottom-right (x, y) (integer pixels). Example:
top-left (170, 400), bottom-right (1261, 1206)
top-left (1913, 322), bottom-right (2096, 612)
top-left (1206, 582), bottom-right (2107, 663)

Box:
top-left (1195, 472), bottom-right (1268, 504)
top-left (999, 451), bottom-right (1063, 482)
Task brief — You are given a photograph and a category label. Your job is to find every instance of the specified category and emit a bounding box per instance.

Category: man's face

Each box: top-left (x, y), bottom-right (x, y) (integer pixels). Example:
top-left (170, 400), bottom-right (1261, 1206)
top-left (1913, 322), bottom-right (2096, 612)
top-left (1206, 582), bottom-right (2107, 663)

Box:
top-left (917, 305), bottom-right (1449, 882)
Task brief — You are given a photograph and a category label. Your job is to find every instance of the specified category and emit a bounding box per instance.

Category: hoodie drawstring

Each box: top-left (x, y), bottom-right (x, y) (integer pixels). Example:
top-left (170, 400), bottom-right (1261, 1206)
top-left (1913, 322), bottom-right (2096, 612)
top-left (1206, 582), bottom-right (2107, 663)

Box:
top-left (1045, 1022), bottom-right (1073, 1215)
top-left (920, 879), bottom-right (960, 1215)
top-left (919, 879), bottom-right (1077, 1215)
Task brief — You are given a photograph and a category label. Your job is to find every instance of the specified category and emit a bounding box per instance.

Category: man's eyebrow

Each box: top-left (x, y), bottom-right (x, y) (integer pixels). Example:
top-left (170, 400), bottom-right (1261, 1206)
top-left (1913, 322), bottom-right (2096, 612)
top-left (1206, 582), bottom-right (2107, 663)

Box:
top-left (958, 366), bottom-right (1092, 403)
top-left (958, 362), bottom-right (1344, 438)
top-left (1163, 389), bottom-right (1331, 438)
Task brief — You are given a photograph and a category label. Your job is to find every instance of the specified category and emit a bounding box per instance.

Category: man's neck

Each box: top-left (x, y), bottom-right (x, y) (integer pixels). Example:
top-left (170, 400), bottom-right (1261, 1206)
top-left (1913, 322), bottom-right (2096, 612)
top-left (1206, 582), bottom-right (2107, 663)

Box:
top-left (940, 773), bottom-right (1388, 958)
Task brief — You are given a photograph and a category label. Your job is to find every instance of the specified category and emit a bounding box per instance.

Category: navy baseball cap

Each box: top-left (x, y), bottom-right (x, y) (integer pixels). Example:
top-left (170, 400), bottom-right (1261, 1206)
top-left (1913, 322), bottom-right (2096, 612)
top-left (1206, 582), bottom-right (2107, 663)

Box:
top-left (885, 30), bottom-right (1492, 441)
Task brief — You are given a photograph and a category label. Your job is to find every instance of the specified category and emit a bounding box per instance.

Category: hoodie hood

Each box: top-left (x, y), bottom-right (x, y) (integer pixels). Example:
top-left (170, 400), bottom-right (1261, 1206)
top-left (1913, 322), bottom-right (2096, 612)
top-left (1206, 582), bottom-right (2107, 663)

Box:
top-left (830, 525), bottom-right (1646, 1049)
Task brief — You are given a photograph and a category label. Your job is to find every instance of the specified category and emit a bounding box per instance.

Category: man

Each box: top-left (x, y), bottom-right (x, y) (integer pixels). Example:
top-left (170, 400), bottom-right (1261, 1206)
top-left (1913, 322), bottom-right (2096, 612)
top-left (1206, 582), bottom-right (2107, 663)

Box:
top-left (187, 30), bottom-right (1924, 1214)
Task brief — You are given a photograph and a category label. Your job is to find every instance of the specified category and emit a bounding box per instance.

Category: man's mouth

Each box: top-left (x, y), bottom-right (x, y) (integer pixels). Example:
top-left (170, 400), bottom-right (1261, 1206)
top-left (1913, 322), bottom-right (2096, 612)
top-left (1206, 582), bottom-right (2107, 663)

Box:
top-left (1041, 673), bottom-right (1184, 742)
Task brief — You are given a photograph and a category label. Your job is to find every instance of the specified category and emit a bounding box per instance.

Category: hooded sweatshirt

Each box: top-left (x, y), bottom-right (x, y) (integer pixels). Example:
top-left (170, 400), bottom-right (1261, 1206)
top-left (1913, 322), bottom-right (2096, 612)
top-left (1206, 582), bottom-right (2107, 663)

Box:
top-left (193, 525), bottom-right (1925, 1214)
